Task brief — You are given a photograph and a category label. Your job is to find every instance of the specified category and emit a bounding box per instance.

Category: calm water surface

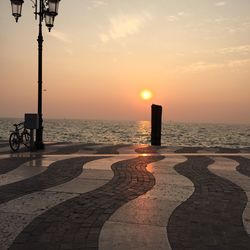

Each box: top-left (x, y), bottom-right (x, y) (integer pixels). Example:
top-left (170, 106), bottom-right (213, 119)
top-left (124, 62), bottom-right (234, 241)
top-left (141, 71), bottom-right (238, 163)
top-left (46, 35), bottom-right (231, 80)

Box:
top-left (0, 118), bottom-right (249, 148)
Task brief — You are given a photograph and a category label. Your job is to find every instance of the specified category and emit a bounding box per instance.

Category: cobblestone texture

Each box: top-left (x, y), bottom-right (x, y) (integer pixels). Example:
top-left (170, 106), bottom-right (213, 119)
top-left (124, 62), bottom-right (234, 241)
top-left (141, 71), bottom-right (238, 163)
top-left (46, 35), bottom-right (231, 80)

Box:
top-left (167, 156), bottom-right (250, 250)
top-left (9, 155), bottom-right (164, 250)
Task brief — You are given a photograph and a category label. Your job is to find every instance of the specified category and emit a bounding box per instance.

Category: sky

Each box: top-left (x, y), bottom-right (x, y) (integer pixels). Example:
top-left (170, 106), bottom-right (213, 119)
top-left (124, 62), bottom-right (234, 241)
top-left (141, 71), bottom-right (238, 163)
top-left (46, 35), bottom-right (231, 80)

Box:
top-left (0, 0), bottom-right (250, 123)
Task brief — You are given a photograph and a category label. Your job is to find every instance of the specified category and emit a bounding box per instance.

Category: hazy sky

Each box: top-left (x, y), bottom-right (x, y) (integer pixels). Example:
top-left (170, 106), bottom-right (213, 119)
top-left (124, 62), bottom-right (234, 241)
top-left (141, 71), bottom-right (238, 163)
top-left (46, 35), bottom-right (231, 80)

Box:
top-left (0, 0), bottom-right (250, 123)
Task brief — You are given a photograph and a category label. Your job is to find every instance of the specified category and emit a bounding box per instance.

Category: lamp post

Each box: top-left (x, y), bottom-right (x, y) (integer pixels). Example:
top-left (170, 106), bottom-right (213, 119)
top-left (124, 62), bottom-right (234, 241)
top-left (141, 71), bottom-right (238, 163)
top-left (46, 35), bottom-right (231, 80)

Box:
top-left (10, 0), bottom-right (61, 149)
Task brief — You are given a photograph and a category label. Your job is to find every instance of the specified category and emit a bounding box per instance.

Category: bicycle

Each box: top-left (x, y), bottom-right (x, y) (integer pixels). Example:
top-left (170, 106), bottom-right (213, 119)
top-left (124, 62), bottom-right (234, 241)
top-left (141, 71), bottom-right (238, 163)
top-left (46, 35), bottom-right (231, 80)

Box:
top-left (9, 122), bottom-right (31, 152)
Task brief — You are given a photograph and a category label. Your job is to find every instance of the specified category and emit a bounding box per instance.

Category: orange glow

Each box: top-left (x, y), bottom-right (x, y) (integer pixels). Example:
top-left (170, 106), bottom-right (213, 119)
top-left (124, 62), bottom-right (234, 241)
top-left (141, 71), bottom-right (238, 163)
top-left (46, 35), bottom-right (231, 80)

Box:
top-left (140, 90), bottom-right (153, 101)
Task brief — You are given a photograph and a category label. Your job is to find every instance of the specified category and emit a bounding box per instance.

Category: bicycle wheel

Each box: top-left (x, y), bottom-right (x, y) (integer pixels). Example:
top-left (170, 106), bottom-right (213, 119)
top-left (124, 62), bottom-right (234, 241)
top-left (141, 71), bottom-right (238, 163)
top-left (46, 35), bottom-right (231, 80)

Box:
top-left (9, 133), bottom-right (20, 152)
top-left (22, 132), bottom-right (31, 149)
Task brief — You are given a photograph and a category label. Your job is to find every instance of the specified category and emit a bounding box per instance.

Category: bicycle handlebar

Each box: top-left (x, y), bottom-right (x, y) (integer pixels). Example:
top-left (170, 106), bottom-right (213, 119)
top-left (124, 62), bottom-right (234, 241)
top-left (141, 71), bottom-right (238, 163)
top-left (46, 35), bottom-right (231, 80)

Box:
top-left (13, 122), bottom-right (24, 128)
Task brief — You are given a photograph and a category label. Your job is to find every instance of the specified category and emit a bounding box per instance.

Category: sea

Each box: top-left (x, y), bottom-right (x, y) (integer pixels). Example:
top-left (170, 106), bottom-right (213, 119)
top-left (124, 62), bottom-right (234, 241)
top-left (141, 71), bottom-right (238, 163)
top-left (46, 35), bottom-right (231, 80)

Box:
top-left (0, 118), bottom-right (249, 148)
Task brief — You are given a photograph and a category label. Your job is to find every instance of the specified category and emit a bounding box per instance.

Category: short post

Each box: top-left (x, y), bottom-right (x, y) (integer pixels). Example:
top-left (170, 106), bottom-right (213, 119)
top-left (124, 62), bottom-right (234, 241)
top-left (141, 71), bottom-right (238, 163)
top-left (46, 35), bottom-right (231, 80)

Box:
top-left (24, 113), bottom-right (39, 151)
top-left (151, 104), bottom-right (162, 146)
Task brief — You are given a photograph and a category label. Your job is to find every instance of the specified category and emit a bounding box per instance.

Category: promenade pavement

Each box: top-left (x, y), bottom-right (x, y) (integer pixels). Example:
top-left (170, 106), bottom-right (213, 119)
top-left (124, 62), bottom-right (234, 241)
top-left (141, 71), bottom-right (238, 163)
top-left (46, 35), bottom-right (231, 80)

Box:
top-left (0, 141), bottom-right (250, 249)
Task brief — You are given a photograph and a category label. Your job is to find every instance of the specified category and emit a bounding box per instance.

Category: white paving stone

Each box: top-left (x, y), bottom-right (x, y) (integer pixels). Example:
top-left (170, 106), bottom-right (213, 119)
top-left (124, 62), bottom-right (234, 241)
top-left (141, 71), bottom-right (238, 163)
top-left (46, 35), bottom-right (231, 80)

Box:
top-left (0, 212), bottom-right (34, 250)
top-left (108, 198), bottom-right (180, 227)
top-left (0, 191), bottom-right (77, 215)
top-left (0, 159), bottom-right (54, 186)
top-left (243, 200), bottom-right (250, 235)
top-left (47, 156), bottom-right (134, 193)
top-left (142, 184), bottom-right (194, 202)
top-left (209, 157), bottom-right (250, 236)
top-left (84, 156), bottom-right (135, 171)
top-left (100, 221), bottom-right (170, 250)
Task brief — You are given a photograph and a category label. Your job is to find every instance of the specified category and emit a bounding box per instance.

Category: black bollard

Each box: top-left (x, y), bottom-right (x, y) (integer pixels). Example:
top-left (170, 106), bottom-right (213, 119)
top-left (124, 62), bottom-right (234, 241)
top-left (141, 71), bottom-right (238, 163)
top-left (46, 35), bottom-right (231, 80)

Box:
top-left (151, 104), bottom-right (162, 146)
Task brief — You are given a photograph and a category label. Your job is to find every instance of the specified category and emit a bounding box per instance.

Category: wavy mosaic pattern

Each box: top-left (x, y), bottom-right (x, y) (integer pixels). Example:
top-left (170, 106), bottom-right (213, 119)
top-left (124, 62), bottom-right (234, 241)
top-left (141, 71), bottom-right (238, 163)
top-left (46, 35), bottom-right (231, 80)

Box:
top-left (0, 141), bottom-right (250, 250)
top-left (0, 156), bottom-right (133, 250)
top-left (209, 157), bottom-right (250, 236)
top-left (9, 156), bottom-right (163, 250)
top-left (0, 156), bottom-right (106, 205)
top-left (168, 156), bottom-right (250, 249)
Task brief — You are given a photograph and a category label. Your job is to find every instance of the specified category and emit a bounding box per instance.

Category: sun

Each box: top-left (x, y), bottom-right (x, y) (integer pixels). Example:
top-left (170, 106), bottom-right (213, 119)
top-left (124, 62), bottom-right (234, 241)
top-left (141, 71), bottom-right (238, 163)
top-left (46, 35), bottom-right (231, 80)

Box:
top-left (140, 89), bottom-right (153, 101)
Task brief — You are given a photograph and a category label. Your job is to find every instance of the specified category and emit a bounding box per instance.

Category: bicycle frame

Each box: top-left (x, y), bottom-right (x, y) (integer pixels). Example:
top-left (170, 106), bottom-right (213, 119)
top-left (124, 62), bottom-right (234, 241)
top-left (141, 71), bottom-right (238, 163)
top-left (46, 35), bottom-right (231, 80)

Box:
top-left (9, 122), bottom-right (31, 152)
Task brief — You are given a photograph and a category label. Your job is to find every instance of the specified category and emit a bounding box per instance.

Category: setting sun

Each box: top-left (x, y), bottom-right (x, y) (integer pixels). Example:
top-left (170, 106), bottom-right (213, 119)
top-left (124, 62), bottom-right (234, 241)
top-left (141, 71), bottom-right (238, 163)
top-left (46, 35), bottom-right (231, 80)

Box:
top-left (140, 90), bottom-right (153, 101)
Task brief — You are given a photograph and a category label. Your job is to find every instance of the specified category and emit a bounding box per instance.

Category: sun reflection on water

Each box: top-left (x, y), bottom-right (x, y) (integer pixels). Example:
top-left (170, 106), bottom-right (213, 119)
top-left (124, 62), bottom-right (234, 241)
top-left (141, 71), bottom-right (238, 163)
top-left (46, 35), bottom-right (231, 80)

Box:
top-left (136, 120), bottom-right (150, 143)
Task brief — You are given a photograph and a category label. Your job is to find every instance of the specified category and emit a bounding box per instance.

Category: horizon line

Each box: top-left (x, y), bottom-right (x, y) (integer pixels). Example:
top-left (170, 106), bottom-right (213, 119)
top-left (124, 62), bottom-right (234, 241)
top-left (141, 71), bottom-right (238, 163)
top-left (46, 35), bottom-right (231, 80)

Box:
top-left (0, 116), bottom-right (250, 125)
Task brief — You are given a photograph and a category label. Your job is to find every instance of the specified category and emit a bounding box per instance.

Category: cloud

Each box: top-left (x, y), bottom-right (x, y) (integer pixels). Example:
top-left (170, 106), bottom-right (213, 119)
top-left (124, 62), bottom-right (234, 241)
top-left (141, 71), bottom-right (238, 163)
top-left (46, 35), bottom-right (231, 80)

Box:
top-left (88, 1), bottom-right (107, 10)
top-left (48, 30), bottom-right (72, 44)
top-left (181, 59), bottom-right (250, 73)
top-left (217, 45), bottom-right (250, 54)
top-left (99, 12), bottom-right (152, 43)
top-left (167, 12), bottom-right (190, 22)
top-left (215, 2), bottom-right (227, 6)
top-left (194, 45), bottom-right (250, 56)
top-left (167, 16), bottom-right (179, 22)
top-left (204, 17), bottom-right (228, 24)
top-left (177, 12), bottom-right (190, 17)
top-left (227, 59), bottom-right (250, 67)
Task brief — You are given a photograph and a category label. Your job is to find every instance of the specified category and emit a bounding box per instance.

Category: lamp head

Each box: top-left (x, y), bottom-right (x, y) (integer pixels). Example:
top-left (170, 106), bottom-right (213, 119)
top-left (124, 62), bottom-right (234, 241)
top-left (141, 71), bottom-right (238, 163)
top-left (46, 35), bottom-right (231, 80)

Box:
top-left (45, 12), bottom-right (55, 32)
top-left (10, 0), bottom-right (24, 22)
top-left (48, 0), bottom-right (60, 17)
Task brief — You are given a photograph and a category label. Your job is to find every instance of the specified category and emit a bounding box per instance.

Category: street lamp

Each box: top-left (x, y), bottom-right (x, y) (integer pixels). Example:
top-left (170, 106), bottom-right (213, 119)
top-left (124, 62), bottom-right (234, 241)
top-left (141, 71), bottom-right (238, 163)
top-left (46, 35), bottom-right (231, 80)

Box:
top-left (10, 0), bottom-right (61, 149)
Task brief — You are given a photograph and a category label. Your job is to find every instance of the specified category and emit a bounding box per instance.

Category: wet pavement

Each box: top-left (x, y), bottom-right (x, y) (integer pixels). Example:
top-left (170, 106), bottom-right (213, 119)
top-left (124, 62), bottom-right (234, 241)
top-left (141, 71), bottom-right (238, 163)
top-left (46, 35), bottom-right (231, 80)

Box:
top-left (0, 142), bottom-right (250, 249)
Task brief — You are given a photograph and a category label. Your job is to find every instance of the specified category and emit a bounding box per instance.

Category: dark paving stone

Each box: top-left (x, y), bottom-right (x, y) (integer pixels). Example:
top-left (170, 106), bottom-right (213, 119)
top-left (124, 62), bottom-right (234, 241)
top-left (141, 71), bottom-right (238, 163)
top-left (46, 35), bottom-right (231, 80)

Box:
top-left (0, 147), bottom-right (34, 155)
top-left (46, 144), bottom-right (125, 155)
top-left (175, 147), bottom-right (203, 153)
top-left (167, 156), bottom-right (250, 250)
top-left (46, 143), bottom-right (99, 155)
top-left (96, 144), bottom-right (126, 154)
top-left (10, 155), bottom-right (164, 250)
top-left (240, 147), bottom-right (250, 153)
top-left (0, 156), bottom-right (40, 175)
top-left (216, 147), bottom-right (241, 153)
top-left (0, 156), bottom-right (106, 205)
top-left (135, 145), bottom-right (162, 154)
top-left (228, 156), bottom-right (250, 178)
